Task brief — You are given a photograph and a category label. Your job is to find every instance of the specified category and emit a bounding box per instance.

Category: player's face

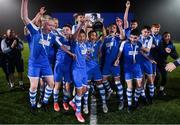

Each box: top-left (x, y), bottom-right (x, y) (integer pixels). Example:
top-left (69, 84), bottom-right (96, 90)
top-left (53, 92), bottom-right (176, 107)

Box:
top-left (141, 29), bottom-right (150, 38)
top-left (116, 18), bottom-right (123, 26)
top-left (44, 20), bottom-right (55, 32)
top-left (89, 32), bottom-right (97, 42)
top-left (130, 35), bottom-right (139, 43)
top-left (54, 20), bottom-right (59, 29)
top-left (151, 27), bottom-right (160, 35)
top-left (131, 22), bottom-right (138, 29)
top-left (77, 15), bottom-right (85, 23)
top-left (110, 25), bottom-right (117, 34)
top-left (163, 33), bottom-right (171, 42)
top-left (78, 33), bottom-right (86, 43)
top-left (63, 26), bottom-right (72, 36)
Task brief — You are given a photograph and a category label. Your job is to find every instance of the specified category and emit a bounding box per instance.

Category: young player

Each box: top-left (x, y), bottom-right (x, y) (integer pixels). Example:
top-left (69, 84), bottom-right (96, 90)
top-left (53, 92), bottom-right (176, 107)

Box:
top-left (124, 0), bottom-right (139, 39)
top-left (83, 30), bottom-right (108, 114)
top-left (21, 0), bottom-right (74, 114)
top-left (68, 20), bottom-right (90, 122)
top-left (150, 24), bottom-right (162, 87)
top-left (53, 24), bottom-right (73, 112)
top-left (114, 29), bottom-right (155, 113)
top-left (101, 18), bottom-right (125, 111)
top-left (139, 26), bottom-right (155, 103)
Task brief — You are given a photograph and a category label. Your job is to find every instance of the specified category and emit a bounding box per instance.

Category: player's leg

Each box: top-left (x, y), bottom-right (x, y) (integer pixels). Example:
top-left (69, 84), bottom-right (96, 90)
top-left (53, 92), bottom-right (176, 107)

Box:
top-left (147, 75), bottom-right (155, 104)
top-left (69, 68), bottom-right (85, 123)
top-left (63, 82), bottom-right (71, 111)
top-left (29, 77), bottom-right (39, 113)
top-left (82, 70), bottom-right (89, 115)
top-left (53, 63), bottom-right (63, 112)
top-left (37, 78), bottom-right (45, 108)
top-left (41, 66), bottom-right (54, 111)
top-left (134, 78), bottom-right (143, 109)
top-left (144, 62), bottom-right (155, 103)
top-left (102, 66), bottom-right (113, 100)
top-left (112, 66), bottom-right (124, 110)
top-left (96, 80), bottom-right (108, 113)
top-left (124, 65), bottom-right (133, 113)
top-left (126, 80), bottom-right (133, 113)
top-left (28, 66), bottom-right (41, 114)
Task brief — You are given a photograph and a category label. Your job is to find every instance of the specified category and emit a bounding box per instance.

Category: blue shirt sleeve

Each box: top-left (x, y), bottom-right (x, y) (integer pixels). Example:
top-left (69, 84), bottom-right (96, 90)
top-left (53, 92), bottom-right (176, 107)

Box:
top-left (26, 22), bottom-right (39, 35)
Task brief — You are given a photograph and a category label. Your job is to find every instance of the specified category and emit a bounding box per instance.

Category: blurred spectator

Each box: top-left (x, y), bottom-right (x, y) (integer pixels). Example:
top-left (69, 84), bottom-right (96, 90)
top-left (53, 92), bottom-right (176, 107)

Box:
top-left (0, 34), bottom-right (10, 86)
top-left (1, 29), bottom-right (25, 90)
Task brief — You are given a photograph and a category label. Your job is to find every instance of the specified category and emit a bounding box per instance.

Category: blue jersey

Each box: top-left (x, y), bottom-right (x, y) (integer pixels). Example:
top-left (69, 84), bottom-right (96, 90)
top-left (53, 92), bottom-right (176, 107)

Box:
top-left (26, 22), bottom-right (62, 67)
top-left (86, 40), bottom-right (101, 68)
top-left (101, 35), bottom-right (121, 66)
top-left (56, 36), bottom-right (72, 65)
top-left (152, 34), bottom-right (162, 46)
top-left (25, 34), bottom-right (32, 50)
top-left (71, 41), bottom-right (87, 69)
top-left (120, 40), bottom-right (142, 65)
top-left (125, 28), bottom-right (131, 39)
top-left (139, 35), bottom-right (153, 60)
top-left (150, 34), bottom-right (162, 61)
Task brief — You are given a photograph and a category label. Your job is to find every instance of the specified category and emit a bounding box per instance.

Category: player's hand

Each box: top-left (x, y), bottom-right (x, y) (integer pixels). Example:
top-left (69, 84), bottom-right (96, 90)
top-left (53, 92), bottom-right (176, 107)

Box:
top-left (126, 0), bottom-right (131, 8)
top-left (39, 7), bottom-right (46, 15)
top-left (71, 53), bottom-right (76, 60)
top-left (165, 62), bottom-right (176, 72)
top-left (165, 48), bottom-right (171, 53)
top-left (114, 58), bottom-right (120, 66)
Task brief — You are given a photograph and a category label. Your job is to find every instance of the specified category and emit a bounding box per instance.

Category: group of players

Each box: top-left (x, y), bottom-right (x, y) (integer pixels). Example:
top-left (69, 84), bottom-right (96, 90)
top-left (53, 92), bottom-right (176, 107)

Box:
top-left (21, 0), bottom-right (179, 123)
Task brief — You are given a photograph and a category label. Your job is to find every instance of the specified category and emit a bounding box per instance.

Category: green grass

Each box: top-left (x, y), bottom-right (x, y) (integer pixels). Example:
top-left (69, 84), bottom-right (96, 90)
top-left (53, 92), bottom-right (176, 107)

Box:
top-left (0, 43), bottom-right (179, 124)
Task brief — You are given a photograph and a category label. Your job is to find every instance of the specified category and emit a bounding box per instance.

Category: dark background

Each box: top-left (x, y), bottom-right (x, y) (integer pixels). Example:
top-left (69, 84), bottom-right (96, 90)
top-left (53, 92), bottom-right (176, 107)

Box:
top-left (0, 0), bottom-right (180, 41)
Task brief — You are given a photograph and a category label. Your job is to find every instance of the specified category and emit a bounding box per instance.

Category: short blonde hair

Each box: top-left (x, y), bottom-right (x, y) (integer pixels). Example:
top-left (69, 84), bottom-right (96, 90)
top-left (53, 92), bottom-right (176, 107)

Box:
top-left (41, 15), bottom-right (52, 22)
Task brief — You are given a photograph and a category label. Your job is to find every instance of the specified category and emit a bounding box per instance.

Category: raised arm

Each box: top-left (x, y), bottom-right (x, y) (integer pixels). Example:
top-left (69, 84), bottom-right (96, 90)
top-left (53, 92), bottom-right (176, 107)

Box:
top-left (32, 7), bottom-right (46, 24)
top-left (72, 20), bottom-right (85, 40)
top-left (21, 0), bottom-right (31, 25)
top-left (124, 0), bottom-right (131, 29)
top-left (116, 17), bottom-right (125, 40)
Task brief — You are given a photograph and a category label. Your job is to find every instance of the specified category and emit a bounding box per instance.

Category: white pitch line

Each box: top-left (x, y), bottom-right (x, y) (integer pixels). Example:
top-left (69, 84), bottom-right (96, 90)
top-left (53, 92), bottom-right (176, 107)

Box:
top-left (90, 95), bottom-right (97, 125)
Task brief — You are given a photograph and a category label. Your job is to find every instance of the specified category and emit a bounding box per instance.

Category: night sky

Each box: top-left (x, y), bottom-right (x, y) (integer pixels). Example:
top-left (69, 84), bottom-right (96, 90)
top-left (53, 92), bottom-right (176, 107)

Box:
top-left (0, 0), bottom-right (180, 41)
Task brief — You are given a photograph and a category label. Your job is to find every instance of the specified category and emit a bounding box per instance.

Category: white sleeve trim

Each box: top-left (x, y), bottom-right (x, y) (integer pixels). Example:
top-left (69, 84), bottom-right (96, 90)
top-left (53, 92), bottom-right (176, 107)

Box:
top-left (55, 37), bottom-right (62, 46)
top-left (119, 41), bottom-right (126, 52)
top-left (147, 36), bottom-right (153, 49)
top-left (29, 22), bottom-right (39, 31)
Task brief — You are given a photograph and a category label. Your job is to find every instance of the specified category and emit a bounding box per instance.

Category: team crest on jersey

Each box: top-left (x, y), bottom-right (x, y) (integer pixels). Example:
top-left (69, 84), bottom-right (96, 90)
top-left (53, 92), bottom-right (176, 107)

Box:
top-left (128, 51), bottom-right (138, 55)
top-left (106, 42), bottom-right (113, 48)
top-left (39, 39), bottom-right (50, 46)
top-left (81, 49), bottom-right (87, 55)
